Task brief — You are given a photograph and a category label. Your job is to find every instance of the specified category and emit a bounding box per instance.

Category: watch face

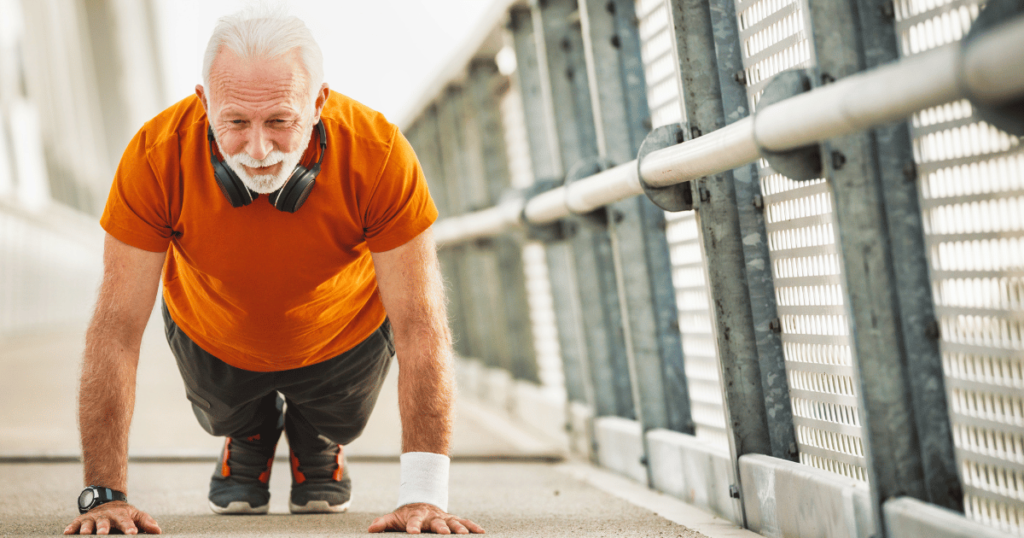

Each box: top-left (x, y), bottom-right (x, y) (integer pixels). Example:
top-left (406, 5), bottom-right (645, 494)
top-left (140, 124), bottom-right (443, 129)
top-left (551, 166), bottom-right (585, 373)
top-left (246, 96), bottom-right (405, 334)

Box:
top-left (79, 489), bottom-right (95, 509)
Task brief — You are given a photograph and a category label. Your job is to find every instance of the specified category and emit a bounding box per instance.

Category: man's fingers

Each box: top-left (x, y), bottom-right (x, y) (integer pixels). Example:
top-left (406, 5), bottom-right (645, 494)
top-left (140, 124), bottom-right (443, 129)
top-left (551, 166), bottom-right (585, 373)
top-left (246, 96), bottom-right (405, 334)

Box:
top-left (138, 512), bottom-right (162, 534)
top-left (368, 513), bottom-right (399, 533)
top-left (430, 517), bottom-right (452, 535)
top-left (406, 514), bottom-right (425, 535)
top-left (448, 519), bottom-right (470, 535)
top-left (116, 516), bottom-right (138, 535)
top-left (460, 518), bottom-right (486, 534)
top-left (79, 519), bottom-right (95, 535)
top-left (64, 520), bottom-right (82, 535)
top-left (95, 517), bottom-right (110, 535)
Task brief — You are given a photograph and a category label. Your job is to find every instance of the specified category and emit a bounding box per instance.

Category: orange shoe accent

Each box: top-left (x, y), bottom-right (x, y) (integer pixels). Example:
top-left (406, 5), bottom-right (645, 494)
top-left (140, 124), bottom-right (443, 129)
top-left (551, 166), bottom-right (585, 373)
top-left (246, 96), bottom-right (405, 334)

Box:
top-left (221, 438), bottom-right (232, 477)
top-left (291, 451), bottom-right (306, 484)
top-left (332, 446), bottom-right (344, 481)
top-left (258, 457), bottom-right (273, 484)
top-left (246, 434), bottom-right (261, 442)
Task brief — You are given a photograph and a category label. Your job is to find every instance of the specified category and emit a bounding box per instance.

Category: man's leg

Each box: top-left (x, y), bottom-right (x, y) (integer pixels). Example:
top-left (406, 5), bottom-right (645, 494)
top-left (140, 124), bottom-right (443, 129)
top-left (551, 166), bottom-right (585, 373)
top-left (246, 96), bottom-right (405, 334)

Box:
top-left (161, 301), bottom-right (285, 514)
top-left (278, 319), bottom-right (395, 513)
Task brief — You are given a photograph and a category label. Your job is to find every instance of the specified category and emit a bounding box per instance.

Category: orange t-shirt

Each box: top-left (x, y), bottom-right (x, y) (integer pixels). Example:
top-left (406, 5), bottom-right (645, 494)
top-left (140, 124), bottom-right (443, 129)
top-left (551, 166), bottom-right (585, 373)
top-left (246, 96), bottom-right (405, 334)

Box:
top-left (100, 92), bottom-right (438, 372)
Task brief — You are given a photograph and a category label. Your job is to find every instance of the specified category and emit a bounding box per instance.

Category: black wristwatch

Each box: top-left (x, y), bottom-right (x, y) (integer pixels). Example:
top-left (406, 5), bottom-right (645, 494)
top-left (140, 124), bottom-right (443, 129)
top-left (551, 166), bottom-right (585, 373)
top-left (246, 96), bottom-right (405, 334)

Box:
top-left (78, 485), bottom-right (127, 514)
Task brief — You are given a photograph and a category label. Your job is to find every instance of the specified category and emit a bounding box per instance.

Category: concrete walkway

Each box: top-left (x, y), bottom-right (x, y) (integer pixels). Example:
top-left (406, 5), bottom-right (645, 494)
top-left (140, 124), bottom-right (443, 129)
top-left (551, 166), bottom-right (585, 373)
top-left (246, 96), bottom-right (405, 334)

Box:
top-left (0, 316), bottom-right (738, 537)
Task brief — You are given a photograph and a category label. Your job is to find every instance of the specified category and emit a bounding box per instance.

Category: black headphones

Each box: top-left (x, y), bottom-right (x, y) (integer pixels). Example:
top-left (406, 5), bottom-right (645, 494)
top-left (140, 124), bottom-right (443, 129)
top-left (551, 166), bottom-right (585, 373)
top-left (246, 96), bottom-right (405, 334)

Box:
top-left (207, 120), bottom-right (327, 213)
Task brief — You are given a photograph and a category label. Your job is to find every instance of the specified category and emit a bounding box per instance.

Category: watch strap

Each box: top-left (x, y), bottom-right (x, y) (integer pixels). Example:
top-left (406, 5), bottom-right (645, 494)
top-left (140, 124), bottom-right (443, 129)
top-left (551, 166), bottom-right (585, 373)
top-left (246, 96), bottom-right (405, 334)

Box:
top-left (79, 486), bottom-right (127, 513)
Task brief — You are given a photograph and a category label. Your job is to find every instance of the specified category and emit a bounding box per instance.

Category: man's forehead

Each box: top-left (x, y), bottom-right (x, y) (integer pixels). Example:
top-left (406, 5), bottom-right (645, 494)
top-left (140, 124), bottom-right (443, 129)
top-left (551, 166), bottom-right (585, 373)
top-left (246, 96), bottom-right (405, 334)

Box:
top-left (208, 47), bottom-right (308, 101)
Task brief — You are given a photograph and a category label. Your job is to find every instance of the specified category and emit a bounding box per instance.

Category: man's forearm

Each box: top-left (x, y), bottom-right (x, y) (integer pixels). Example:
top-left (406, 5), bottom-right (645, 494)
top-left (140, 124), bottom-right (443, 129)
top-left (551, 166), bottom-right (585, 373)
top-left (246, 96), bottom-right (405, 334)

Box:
top-left (78, 322), bottom-right (140, 492)
top-left (395, 329), bottom-right (455, 455)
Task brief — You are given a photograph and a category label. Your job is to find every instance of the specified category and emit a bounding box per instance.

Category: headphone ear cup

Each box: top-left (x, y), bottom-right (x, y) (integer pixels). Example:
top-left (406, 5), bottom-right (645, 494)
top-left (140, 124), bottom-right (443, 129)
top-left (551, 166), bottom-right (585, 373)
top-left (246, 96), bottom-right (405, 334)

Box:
top-left (272, 166), bottom-right (316, 213)
top-left (213, 159), bottom-right (257, 207)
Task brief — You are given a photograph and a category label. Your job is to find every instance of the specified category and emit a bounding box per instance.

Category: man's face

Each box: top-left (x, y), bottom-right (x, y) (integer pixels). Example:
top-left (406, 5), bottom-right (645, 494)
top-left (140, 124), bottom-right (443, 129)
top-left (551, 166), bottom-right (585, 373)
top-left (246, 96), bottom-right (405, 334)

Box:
top-left (201, 48), bottom-right (315, 193)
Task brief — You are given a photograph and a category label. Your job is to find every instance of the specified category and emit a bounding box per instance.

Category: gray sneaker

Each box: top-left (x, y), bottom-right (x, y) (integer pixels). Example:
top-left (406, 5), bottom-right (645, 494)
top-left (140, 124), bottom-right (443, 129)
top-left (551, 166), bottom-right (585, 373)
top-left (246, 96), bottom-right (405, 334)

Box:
top-left (208, 429), bottom-right (282, 514)
top-left (286, 421), bottom-right (351, 513)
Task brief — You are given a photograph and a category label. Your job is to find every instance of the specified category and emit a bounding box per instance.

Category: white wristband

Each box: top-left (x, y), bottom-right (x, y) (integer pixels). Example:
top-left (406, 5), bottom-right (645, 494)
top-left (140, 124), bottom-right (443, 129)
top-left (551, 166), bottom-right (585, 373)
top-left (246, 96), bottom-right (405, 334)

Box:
top-left (397, 452), bottom-right (450, 512)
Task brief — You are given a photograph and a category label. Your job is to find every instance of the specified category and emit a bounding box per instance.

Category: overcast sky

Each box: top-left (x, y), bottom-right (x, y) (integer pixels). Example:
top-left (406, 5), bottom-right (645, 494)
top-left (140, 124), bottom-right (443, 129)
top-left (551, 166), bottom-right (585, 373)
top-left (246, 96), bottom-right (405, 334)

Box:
top-left (153, 0), bottom-right (501, 122)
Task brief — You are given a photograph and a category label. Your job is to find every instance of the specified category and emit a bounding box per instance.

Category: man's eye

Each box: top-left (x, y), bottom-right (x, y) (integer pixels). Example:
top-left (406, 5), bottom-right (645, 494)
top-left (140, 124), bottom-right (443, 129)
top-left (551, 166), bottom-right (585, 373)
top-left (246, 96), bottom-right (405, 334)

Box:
top-left (231, 120), bottom-right (245, 125)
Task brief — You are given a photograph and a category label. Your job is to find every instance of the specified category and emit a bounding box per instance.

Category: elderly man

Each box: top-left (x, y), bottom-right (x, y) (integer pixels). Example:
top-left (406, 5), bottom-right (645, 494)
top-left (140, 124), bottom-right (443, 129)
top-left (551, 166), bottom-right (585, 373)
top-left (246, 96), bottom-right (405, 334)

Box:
top-left (64, 7), bottom-right (483, 536)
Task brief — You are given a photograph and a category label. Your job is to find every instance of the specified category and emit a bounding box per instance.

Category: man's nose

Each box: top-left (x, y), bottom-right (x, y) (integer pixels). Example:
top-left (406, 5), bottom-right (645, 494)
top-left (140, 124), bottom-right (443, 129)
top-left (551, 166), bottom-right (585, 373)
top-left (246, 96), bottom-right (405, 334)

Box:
top-left (245, 126), bottom-right (274, 161)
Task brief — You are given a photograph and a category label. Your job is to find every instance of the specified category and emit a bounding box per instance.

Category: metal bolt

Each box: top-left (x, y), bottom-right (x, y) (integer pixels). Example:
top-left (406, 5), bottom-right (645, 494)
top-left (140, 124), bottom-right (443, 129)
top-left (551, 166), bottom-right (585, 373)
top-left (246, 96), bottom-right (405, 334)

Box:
top-left (881, 0), bottom-right (895, 19)
top-left (690, 125), bottom-right (702, 139)
top-left (606, 0), bottom-right (615, 14)
top-left (639, 455), bottom-right (648, 466)
top-left (699, 186), bottom-right (711, 203)
top-left (769, 318), bottom-right (782, 333)
top-left (729, 485), bottom-right (741, 499)
top-left (902, 161), bottom-right (917, 182)
top-left (610, 35), bottom-right (621, 49)
top-left (561, 37), bottom-right (572, 51)
top-left (675, 129), bottom-right (685, 144)
top-left (821, 73), bottom-right (836, 85)
top-left (566, 67), bottom-right (575, 80)
top-left (642, 117), bottom-right (653, 130)
top-left (734, 70), bottom-right (747, 86)
top-left (612, 210), bottom-right (626, 224)
top-left (831, 150), bottom-right (847, 170)
top-left (925, 319), bottom-right (941, 340)
top-left (752, 193), bottom-right (764, 210)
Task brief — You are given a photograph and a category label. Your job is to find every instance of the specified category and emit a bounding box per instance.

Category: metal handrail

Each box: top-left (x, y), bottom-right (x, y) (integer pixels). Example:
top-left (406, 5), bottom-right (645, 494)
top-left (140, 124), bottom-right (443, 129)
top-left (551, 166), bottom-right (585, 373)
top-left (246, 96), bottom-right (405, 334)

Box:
top-left (432, 15), bottom-right (1024, 247)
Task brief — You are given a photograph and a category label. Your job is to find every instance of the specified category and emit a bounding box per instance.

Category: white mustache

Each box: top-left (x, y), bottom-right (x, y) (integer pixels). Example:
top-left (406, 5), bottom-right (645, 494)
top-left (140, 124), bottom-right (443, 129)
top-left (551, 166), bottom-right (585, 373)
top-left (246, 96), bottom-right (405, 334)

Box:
top-left (231, 150), bottom-right (286, 169)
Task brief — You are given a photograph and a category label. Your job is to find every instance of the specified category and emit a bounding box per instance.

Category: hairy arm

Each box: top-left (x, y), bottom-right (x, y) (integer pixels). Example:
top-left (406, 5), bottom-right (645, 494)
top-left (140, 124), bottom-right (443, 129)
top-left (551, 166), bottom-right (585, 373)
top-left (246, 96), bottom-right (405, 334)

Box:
top-left (79, 235), bottom-right (163, 493)
top-left (370, 228), bottom-right (454, 454)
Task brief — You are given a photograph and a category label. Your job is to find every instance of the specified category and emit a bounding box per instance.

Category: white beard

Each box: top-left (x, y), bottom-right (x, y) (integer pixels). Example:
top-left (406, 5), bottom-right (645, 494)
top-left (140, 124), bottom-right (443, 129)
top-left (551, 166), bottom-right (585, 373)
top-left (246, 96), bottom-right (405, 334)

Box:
top-left (216, 119), bottom-right (315, 194)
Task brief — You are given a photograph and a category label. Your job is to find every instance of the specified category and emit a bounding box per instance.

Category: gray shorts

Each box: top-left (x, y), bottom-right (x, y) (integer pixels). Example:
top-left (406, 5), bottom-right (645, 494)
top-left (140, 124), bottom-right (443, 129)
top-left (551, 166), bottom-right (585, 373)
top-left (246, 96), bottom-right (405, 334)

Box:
top-left (161, 300), bottom-right (394, 445)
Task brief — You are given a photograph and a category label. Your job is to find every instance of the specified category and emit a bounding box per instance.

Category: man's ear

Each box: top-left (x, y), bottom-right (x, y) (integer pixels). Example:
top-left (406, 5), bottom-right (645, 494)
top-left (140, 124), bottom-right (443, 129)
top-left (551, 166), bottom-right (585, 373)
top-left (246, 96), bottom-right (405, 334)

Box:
top-left (313, 83), bottom-right (330, 121)
top-left (195, 85), bottom-right (209, 113)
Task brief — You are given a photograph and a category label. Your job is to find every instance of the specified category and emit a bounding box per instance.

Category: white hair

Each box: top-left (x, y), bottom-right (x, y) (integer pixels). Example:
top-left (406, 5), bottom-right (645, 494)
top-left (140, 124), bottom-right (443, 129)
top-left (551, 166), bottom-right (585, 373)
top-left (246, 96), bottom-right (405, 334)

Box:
top-left (202, 4), bottom-right (324, 105)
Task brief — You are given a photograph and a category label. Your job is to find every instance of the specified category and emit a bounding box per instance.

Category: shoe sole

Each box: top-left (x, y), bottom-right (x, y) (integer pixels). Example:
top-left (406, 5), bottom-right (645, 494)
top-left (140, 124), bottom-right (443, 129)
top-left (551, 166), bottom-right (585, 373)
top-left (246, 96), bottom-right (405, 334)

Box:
top-left (209, 500), bottom-right (270, 515)
top-left (288, 498), bottom-right (352, 514)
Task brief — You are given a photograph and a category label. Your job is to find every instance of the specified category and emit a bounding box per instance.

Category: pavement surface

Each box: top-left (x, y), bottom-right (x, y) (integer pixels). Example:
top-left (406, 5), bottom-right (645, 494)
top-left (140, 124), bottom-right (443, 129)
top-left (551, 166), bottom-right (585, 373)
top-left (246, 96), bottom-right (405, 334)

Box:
top-left (0, 314), bottom-right (728, 537)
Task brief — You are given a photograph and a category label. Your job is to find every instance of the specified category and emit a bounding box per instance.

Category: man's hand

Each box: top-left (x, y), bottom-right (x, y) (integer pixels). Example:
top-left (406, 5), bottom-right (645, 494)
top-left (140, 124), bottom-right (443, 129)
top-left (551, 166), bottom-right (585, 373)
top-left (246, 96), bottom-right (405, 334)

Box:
top-left (368, 503), bottom-right (484, 535)
top-left (64, 502), bottom-right (161, 535)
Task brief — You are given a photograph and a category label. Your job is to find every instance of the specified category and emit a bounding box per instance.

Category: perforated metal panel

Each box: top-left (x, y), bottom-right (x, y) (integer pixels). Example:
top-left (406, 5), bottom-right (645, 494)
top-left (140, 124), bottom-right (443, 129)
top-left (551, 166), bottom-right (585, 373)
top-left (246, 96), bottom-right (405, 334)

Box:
top-left (500, 84), bottom-right (566, 396)
top-left (895, 0), bottom-right (1024, 533)
top-left (636, 0), bottom-right (729, 451)
top-left (735, 0), bottom-right (868, 481)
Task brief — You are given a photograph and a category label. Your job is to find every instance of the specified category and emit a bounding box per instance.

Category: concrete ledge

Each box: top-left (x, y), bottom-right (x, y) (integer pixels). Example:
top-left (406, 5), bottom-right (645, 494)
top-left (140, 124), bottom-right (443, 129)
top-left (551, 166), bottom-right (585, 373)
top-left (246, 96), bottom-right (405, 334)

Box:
top-left (510, 381), bottom-right (569, 450)
top-left (739, 454), bottom-right (875, 538)
top-left (646, 428), bottom-right (740, 525)
top-left (594, 416), bottom-right (647, 484)
top-left (885, 497), bottom-right (1016, 538)
top-left (567, 401), bottom-right (594, 458)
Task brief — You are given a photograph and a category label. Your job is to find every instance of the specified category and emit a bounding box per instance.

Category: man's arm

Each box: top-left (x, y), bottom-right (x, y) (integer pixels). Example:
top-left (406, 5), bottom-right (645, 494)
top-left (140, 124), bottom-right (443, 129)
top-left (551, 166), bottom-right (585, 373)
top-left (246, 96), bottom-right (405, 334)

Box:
top-left (367, 229), bottom-right (484, 535)
top-left (65, 233), bottom-right (164, 536)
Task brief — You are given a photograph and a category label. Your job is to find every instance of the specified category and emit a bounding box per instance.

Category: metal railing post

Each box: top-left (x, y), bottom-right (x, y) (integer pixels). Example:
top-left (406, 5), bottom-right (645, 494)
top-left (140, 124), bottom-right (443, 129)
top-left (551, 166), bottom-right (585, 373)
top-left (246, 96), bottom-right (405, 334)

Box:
top-left (694, 0), bottom-right (800, 461)
top-left (532, 0), bottom-right (636, 420)
top-left (509, 6), bottom-right (596, 414)
top-left (466, 59), bottom-right (540, 383)
top-left (804, 0), bottom-right (964, 533)
top-left (577, 0), bottom-right (696, 476)
top-left (436, 89), bottom-right (496, 365)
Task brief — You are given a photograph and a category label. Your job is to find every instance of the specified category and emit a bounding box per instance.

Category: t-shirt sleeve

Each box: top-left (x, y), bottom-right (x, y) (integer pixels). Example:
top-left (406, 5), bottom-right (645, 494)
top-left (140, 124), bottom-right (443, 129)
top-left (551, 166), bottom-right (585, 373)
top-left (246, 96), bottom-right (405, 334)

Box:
top-left (363, 127), bottom-right (439, 252)
top-left (99, 127), bottom-right (174, 253)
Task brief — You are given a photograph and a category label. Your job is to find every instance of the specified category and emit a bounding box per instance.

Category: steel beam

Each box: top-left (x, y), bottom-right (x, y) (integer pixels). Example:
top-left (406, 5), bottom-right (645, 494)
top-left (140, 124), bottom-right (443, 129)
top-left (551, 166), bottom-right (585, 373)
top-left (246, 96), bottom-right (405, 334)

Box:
top-left (509, 6), bottom-right (593, 406)
top-left (579, 0), bottom-right (694, 445)
top-left (536, 0), bottom-right (635, 420)
top-left (804, 0), bottom-right (963, 534)
top-left (466, 59), bottom-right (540, 382)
